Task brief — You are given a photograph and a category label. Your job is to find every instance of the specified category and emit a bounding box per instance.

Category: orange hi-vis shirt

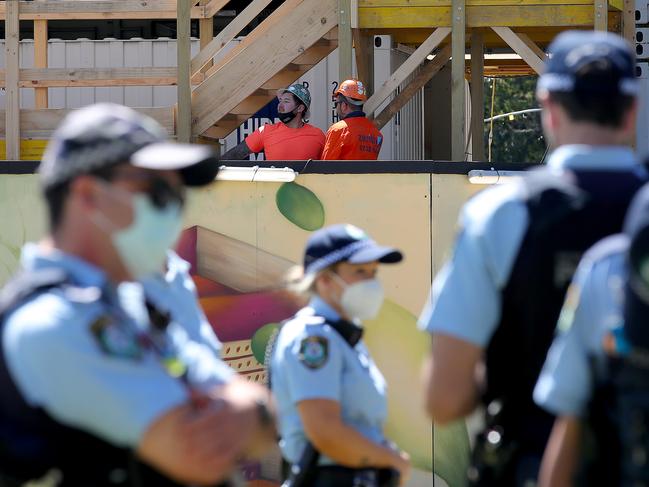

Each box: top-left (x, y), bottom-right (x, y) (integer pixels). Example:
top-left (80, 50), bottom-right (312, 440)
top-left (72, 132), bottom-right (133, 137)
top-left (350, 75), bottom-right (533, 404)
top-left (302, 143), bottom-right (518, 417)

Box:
top-left (244, 122), bottom-right (325, 160)
top-left (321, 113), bottom-right (383, 160)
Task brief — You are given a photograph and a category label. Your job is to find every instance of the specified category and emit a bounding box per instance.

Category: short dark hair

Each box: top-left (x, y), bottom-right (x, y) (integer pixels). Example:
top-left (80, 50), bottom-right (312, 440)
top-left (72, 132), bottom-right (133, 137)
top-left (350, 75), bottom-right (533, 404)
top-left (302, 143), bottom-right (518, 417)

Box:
top-left (43, 181), bottom-right (71, 232)
top-left (43, 165), bottom-right (117, 231)
top-left (340, 95), bottom-right (363, 111)
top-left (548, 90), bottom-right (634, 128)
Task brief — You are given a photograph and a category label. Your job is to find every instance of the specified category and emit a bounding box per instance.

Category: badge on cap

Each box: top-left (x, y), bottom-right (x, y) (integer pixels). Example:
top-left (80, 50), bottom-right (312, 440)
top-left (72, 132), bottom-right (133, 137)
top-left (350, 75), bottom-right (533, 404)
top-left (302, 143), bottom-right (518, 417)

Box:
top-left (299, 336), bottom-right (329, 369)
top-left (91, 316), bottom-right (143, 360)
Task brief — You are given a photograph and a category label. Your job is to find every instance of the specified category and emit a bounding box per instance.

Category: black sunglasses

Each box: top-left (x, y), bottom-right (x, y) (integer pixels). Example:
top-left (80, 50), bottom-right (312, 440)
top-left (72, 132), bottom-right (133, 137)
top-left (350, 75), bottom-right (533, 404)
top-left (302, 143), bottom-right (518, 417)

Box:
top-left (96, 170), bottom-right (186, 210)
top-left (143, 177), bottom-right (186, 210)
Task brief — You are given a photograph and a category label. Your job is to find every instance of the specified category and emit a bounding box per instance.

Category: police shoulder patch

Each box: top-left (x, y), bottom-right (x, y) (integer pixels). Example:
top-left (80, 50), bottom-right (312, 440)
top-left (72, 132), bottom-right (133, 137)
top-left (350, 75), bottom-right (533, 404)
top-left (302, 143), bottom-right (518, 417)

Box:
top-left (90, 315), bottom-right (143, 361)
top-left (298, 335), bottom-right (329, 369)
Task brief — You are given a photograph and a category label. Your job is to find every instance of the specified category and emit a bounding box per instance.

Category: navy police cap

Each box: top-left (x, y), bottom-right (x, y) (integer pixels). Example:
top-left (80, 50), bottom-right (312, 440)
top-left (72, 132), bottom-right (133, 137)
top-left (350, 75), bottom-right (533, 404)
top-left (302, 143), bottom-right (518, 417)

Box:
top-left (537, 30), bottom-right (638, 98)
top-left (303, 224), bottom-right (403, 275)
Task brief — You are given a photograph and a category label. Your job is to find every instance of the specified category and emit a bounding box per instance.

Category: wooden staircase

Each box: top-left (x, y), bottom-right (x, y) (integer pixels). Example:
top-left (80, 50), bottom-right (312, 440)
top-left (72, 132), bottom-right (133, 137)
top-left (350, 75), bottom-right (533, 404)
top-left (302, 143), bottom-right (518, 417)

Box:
top-left (190, 0), bottom-right (338, 139)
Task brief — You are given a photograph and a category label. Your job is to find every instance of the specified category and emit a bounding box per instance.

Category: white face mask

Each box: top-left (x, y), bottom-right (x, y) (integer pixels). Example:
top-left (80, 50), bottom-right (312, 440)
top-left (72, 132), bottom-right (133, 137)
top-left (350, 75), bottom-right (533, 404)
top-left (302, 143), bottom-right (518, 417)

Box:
top-left (92, 185), bottom-right (182, 280)
top-left (331, 272), bottom-right (385, 321)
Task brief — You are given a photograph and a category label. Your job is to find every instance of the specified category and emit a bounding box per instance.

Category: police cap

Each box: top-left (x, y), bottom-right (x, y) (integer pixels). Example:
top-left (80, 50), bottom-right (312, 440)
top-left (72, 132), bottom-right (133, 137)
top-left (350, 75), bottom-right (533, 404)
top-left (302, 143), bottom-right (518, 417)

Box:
top-left (303, 224), bottom-right (403, 275)
top-left (39, 103), bottom-right (219, 190)
top-left (537, 30), bottom-right (638, 98)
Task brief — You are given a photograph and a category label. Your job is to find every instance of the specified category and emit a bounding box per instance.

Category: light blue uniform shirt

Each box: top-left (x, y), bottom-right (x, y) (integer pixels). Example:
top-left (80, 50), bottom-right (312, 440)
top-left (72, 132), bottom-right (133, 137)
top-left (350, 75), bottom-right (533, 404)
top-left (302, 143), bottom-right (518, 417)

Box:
top-left (534, 235), bottom-right (628, 417)
top-left (418, 145), bottom-right (640, 346)
top-left (122, 250), bottom-right (224, 357)
top-left (3, 243), bottom-right (232, 448)
top-left (270, 296), bottom-right (388, 464)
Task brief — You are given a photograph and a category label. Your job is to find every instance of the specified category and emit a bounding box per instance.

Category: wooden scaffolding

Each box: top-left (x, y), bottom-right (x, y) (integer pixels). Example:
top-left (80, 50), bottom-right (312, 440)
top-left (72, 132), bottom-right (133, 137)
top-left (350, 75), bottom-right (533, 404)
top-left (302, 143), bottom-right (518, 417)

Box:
top-left (0, 0), bottom-right (637, 161)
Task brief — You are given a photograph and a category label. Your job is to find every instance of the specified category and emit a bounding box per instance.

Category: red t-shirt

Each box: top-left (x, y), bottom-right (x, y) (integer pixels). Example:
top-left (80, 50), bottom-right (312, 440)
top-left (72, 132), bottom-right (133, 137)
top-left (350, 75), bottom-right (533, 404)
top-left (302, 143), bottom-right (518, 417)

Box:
top-left (321, 114), bottom-right (383, 160)
top-left (244, 122), bottom-right (325, 160)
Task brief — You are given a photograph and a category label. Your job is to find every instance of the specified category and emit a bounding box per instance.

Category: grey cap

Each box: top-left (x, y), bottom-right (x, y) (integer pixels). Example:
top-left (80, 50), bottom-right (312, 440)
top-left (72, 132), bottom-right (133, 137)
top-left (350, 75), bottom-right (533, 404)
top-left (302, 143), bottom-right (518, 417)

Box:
top-left (39, 103), bottom-right (219, 190)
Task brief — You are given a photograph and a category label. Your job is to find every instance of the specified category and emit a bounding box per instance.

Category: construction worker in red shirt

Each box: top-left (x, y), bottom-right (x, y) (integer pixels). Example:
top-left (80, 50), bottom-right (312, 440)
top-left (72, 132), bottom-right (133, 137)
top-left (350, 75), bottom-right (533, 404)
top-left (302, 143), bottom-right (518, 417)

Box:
top-left (222, 83), bottom-right (325, 161)
top-left (321, 79), bottom-right (383, 160)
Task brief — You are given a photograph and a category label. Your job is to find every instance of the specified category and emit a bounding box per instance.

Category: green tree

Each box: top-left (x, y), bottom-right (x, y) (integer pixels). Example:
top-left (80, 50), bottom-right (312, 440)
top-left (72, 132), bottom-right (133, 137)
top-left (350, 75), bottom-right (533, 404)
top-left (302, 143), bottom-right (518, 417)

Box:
top-left (483, 76), bottom-right (547, 164)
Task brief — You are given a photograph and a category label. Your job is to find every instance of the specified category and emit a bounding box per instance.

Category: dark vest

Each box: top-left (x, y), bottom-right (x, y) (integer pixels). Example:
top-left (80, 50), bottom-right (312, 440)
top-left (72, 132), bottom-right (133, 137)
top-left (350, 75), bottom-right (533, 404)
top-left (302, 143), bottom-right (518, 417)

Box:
top-left (0, 269), bottom-right (194, 487)
top-left (483, 166), bottom-right (648, 455)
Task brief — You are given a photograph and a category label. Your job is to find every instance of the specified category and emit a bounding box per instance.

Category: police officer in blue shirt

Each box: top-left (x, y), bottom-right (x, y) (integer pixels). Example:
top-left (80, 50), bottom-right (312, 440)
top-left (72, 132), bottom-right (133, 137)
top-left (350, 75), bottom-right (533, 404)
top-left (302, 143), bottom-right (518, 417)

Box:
top-left (419, 31), bottom-right (646, 486)
top-left (270, 224), bottom-right (411, 486)
top-left (0, 103), bottom-right (276, 486)
top-left (534, 183), bottom-right (649, 486)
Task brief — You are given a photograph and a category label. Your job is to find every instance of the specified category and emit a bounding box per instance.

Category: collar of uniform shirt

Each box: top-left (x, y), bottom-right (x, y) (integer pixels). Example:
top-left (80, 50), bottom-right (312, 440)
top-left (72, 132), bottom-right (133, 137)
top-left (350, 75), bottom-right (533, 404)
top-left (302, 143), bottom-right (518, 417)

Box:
top-left (546, 144), bottom-right (637, 173)
top-left (20, 242), bottom-right (108, 290)
top-left (308, 295), bottom-right (342, 323)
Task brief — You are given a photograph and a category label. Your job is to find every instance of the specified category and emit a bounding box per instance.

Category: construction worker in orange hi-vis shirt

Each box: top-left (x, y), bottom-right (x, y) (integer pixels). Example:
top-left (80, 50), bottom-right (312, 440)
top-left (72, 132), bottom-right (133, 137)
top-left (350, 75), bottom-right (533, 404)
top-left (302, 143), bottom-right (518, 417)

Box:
top-left (321, 79), bottom-right (383, 160)
top-left (222, 83), bottom-right (325, 161)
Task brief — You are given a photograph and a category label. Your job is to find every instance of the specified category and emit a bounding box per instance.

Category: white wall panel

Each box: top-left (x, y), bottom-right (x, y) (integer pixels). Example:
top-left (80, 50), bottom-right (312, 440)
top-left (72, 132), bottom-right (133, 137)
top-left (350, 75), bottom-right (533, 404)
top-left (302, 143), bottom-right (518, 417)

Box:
top-left (0, 38), bottom-right (200, 110)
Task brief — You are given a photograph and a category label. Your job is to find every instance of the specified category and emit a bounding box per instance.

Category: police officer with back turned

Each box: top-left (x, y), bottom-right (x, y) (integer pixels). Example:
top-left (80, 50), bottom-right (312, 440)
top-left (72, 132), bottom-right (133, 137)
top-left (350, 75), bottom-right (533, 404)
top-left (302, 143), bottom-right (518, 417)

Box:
top-left (534, 183), bottom-right (649, 486)
top-left (0, 103), bottom-right (276, 486)
top-left (419, 30), bottom-right (646, 486)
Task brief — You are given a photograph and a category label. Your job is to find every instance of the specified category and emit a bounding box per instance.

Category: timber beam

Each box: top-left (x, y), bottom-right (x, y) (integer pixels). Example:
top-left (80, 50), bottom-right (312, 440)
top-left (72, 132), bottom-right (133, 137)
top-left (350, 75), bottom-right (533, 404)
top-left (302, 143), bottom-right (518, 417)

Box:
top-left (491, 27), bottom-right (545, 74)
top-left (364, 27), bottom-right (451, 117)
top-left (0, 1), bottom-right (207, 20)
top-left (451, 0), bottom-right (465, 161)
top-left (0, 108), bottom-right (175, 138)
top-left (5, 0), bottom-right (19, 160)
top-left (372, 44), bottom-right (452, 129)
top-left (470, 29), bottom-right (485, 161)
top-left (0, 68), bottom-right (191, 88)
top-left (192, 0), bottom-right (274, 76)
top-left (191, 0), bottom-right (338, 136)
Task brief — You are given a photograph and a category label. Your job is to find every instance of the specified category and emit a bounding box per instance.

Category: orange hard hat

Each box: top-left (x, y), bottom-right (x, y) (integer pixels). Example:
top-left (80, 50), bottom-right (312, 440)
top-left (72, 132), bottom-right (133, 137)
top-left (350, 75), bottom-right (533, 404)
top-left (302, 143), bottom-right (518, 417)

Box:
top-left (334, 79), bottom-right (368, 102)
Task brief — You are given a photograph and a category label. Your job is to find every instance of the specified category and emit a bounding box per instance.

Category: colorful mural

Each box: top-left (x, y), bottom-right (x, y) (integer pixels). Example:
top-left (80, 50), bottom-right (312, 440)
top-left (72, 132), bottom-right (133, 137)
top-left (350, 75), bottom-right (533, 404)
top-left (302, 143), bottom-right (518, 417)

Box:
top-left (179, 174), bottom-right (483, 486)
top-left (0, 171), bottom-right (484, 487)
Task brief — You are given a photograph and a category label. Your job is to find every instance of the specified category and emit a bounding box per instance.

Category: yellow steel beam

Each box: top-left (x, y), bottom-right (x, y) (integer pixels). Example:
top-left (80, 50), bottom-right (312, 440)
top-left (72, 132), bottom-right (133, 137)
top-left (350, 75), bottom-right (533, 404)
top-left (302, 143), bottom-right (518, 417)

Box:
top-left (595, 0), bottom-right (609, 30)
top-left (360, 0), bottom-right (595, 5)
top-left (358, 6), bottom-right (619, 28)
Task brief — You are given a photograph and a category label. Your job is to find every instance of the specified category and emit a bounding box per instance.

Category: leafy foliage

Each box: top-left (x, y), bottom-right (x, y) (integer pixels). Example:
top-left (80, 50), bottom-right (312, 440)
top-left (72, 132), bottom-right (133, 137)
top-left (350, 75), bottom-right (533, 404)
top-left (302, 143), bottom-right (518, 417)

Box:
top-left (483, 76), bottom-right (547, 164)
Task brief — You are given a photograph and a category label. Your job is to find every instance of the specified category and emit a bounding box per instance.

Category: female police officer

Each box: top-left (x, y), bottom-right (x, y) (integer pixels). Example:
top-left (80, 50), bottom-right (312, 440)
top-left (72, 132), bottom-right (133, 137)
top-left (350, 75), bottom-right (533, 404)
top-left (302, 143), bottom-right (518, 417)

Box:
top-left (269, 224), bottom-right (411, 486)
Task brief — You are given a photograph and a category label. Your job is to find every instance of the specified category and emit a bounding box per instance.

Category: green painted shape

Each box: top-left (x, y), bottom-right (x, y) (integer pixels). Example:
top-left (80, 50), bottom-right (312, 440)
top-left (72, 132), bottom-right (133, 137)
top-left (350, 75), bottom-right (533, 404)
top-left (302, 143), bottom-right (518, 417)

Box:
top-left (363, 299), bottom-right (471, 485)
top-left (275, 182), bottom-right (325, 231)
top-left (251, 322), bottom-right (281, 364)
top-left (434, 420), bottom-right (471, 487)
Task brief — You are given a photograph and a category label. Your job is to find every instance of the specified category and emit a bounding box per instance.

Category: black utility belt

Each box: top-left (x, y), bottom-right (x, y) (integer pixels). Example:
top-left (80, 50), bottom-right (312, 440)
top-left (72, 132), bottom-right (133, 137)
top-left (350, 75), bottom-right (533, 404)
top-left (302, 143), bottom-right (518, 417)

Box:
top-left (311, 465), bottom-right (399, 487)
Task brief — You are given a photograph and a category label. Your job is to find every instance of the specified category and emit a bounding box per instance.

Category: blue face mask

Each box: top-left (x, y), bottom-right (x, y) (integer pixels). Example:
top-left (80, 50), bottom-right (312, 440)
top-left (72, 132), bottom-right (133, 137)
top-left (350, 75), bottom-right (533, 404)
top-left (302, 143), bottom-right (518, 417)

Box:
top-left (93, 189), bottom-right (183, 280)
